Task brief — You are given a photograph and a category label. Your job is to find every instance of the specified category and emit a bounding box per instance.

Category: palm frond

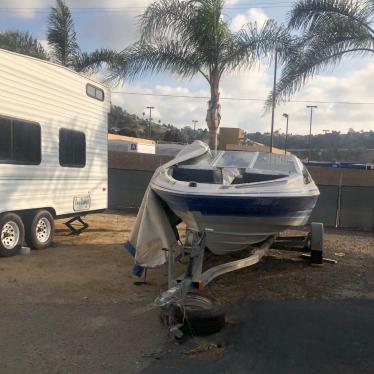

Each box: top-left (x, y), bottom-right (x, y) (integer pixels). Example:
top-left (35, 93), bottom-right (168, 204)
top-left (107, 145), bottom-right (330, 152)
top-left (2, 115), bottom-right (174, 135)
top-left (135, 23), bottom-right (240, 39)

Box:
top-left (123, 39), bottom-right (203, 81)
top-left (289, 0), bottom-right (374, 35)
top-left (74, 49), bottom-right (124, 73)
top-left (224, 20), bottom-right (293, 72)
top-left (47, 0), bottom-right (80, 67)
top-left (0, 30), bottom-right (48, 60)
top-left (265, 0), bottom-right (374, 109)
top-left (140, 0), bottom-right (198, 41)
top-left (266, 28), bottom-right (374, 107)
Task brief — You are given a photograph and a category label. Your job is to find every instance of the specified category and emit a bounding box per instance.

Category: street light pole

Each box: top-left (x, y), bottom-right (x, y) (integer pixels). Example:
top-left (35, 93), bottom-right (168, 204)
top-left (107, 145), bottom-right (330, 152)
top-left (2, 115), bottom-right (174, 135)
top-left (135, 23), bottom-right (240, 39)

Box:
top-left (282, 113), bottom-right (289, 155)
top-left (146, 106), bottom-right (155, 138)
top-left (306, 105), bottom-right (317, 161)
top-left (269, 49), bottom-right (278, 154)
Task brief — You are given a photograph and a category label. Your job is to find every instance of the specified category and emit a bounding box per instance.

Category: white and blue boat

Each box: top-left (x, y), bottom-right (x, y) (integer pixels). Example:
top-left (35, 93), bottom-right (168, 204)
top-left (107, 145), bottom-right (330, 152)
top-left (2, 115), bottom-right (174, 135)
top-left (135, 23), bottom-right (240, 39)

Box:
top-left (151, 141), bottom-right (320, 255)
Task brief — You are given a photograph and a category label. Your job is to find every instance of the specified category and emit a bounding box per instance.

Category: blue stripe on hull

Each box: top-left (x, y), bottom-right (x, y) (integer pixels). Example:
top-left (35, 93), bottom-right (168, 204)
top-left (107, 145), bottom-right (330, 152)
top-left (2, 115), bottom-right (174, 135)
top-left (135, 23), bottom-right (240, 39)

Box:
top-left (154, 189), bottom-right (318, 217)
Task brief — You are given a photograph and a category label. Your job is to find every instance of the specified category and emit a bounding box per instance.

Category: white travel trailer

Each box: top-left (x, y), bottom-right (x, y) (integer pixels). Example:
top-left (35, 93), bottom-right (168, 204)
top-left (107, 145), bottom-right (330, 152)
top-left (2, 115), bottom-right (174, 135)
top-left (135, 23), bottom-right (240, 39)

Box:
top-left (0, 49), bottom-right (110, 256)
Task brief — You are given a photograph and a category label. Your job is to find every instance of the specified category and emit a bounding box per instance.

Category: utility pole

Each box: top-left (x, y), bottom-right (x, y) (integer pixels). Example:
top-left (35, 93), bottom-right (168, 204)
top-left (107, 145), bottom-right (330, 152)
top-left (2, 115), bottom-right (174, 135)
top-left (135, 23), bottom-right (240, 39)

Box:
top-left (306, 105), bottom-right (317, 161)
top-left (192, 120), bottom-right (198, 140)
top-left (282, 113), bottom-right (289, 155)
top-left (269, 49), bottom-right (278, 154)
top-left (146, 106), bottom-right (154, 138)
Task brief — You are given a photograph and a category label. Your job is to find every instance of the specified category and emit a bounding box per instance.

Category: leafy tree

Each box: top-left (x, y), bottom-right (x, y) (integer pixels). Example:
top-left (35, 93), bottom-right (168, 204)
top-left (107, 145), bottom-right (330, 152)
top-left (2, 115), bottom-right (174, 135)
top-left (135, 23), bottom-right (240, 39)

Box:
top-left (0, 30), bottom-right (48, 60)
top-left (268, 0), bottom-right (374, 105)
top-left (163, 128), bottom-right (184, 142)
top-left (104, 0), bottom-right (291, 149)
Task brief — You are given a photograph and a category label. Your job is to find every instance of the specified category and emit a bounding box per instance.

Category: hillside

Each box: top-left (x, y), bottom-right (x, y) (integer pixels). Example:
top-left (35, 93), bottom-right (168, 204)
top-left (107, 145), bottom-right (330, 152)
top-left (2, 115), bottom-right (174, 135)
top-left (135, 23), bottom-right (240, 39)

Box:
top-left (108, 105), bottom-right (208, 144)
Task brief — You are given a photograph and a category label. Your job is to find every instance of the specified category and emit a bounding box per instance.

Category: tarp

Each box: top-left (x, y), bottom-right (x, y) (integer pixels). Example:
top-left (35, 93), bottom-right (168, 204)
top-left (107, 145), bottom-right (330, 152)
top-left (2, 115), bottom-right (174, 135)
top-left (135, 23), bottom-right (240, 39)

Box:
top-left (124, 141), bottom-right (210, 275)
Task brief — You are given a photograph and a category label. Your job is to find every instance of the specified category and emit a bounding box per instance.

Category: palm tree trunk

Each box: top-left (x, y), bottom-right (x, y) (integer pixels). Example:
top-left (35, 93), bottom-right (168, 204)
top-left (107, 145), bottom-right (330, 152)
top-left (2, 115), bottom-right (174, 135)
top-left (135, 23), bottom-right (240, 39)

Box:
top-left (206, 70), bottom-right (221, 150)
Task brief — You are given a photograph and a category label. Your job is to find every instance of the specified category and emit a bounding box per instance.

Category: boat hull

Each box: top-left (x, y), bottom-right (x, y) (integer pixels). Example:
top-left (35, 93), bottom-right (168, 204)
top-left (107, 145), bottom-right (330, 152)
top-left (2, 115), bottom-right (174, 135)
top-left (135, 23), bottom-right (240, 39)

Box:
top-left (153, 189), bottom-right (318, 255)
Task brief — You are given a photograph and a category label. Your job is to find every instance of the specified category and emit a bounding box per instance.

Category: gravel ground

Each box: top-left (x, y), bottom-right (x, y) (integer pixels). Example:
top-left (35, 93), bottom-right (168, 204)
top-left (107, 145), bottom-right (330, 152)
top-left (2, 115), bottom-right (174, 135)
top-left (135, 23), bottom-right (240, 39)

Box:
top-left (0, 211), bottom-right (373, 373)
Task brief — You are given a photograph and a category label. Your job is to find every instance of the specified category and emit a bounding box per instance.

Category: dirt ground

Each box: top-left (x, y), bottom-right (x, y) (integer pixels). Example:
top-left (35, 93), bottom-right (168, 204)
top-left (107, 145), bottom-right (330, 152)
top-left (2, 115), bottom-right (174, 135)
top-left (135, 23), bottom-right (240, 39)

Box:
top-left (0, 211), bottom-right (373, 373)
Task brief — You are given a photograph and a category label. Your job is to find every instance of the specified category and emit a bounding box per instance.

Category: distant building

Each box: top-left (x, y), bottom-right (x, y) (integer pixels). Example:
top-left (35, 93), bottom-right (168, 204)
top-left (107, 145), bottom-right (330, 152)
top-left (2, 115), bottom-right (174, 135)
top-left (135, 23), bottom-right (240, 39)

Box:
top-left (218, 127), bottom-right (245, 150)
top-left (108, 134), bottom-right (156, 154)
top-left (219, 127), bottom-right (288, 155)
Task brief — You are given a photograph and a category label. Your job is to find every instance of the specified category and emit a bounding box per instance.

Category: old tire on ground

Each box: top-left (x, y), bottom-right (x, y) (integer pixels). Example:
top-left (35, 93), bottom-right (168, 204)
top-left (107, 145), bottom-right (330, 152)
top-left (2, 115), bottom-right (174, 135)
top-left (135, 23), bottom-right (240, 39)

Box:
top-left (0, 213), bottom-right (24, 257)
top-left (168, 293), bottom-right (225, 336)
top-left (25, 210), bottom-right (55, 250)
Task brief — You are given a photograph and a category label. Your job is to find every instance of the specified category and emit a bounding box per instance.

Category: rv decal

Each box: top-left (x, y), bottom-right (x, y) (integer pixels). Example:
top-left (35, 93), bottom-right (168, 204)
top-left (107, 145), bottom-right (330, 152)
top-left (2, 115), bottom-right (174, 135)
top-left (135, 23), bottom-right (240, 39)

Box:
top-left (73, 196), bottom-right (91, 211)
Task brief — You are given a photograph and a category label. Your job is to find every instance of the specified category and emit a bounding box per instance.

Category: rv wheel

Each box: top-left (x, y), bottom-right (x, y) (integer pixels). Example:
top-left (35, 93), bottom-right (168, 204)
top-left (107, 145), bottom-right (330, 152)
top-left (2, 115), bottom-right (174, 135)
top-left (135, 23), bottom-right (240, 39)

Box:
top-left (0, 213), bottom-right (25, 257)
top-left (25, 210), bottom-right (55, 250)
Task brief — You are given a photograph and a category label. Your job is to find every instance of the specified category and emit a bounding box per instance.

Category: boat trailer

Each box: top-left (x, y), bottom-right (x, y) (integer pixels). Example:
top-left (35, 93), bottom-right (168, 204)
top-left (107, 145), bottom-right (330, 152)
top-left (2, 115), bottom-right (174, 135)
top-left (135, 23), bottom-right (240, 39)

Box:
top-left (155, 222), bottom-right (335, 307)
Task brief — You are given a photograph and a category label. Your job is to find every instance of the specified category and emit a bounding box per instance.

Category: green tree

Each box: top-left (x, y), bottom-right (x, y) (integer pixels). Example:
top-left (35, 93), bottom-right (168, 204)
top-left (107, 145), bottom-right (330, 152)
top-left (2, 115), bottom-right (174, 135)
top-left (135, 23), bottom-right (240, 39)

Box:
top-left (163, 128), bottom-right (183, 143)
top-left (0, 30), bottom-right (48, 60)
top-left (104, 0), bottom-right (291, 149)
top-left (269, 0), bottom-right (374, 104)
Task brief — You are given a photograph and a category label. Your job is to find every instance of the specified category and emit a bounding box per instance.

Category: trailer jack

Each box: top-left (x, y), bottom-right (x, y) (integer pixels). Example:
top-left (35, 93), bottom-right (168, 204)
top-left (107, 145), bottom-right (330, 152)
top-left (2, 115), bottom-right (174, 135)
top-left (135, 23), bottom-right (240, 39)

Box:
top-left (64, 216), bottom-right (89, 236)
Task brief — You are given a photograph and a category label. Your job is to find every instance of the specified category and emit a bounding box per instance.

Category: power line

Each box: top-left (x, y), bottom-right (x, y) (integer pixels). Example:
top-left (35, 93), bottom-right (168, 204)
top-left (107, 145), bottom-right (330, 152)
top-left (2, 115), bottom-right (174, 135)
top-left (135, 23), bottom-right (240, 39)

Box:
top-left (0, 3), bottom-right (294, 14)
top-left (111, 91), bottom-right (374, 105)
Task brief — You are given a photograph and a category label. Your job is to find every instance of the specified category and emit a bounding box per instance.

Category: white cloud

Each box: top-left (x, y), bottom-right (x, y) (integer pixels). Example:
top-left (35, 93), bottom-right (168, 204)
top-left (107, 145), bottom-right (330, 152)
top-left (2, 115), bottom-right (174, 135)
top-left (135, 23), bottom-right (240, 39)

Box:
top-left (111, 82), bottom-right (209, 128)
top-left (276, 63), bottom-right (374, 134)
top-left (76, 0), bottom-right (153, 50)
top-left (110, 62), bottom-right (374, 135)
top-left (231, 8), bottom-right (269, 32)
top-left (0, 0), bottom-right (50, 19)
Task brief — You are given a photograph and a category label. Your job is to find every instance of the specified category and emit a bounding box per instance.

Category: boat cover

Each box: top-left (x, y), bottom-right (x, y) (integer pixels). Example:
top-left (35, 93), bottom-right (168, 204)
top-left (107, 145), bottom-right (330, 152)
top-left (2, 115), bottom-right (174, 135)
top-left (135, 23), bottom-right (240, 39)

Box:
top-left (124, 141), bottom-right (210, 275)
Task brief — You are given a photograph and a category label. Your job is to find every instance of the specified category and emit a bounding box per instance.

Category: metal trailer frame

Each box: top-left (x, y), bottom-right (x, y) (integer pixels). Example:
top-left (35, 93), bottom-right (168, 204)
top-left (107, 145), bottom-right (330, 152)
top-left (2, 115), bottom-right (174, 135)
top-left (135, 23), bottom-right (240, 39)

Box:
top-left (155, 222), bottom-right (331, 307)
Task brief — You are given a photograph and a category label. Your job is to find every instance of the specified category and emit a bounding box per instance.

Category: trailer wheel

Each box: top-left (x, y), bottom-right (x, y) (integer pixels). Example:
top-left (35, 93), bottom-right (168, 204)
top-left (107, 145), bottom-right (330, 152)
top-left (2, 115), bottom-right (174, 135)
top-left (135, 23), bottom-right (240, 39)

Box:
top-left (25, 210), bottom-right (55, 250)
top-left (0, 213), bottom-right (24, 257)
top-left (166, 293), bottom-right (226, 336)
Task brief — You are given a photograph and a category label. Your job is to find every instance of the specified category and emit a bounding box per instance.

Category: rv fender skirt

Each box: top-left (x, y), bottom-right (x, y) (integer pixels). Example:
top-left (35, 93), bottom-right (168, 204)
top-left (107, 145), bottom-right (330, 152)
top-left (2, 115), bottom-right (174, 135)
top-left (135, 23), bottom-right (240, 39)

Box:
top-left (25, 210), bottom-right (55, 250)
top-left (162, 292), bottom-right (226, 337)
top-left (0, 213), bottom-right (25, 257)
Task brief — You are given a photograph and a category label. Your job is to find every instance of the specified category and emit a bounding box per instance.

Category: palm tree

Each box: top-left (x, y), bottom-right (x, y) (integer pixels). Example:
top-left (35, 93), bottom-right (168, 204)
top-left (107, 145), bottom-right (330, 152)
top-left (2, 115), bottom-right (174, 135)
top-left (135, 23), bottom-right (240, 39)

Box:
top-left (46, 0), bottom-right (125, 74)
top-left (47, 0), bottom-right (80, 68)
top-left (0, 1), bottom-right (118, 76)
top-left (0, 31), bottom-right (48, 60)
top-left (106, 0), bottom-right (291, 149)
top-left (268, 0), bottom-right (374, 105)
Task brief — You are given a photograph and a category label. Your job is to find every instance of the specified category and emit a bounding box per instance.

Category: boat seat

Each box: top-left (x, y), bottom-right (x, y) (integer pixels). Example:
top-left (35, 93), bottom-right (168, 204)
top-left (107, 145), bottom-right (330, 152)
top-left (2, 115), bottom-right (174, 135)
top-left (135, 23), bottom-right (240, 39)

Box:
top-left (232, 172), bottom-right (287, 184)
top-left (172, 166), bottom-right (223, 184)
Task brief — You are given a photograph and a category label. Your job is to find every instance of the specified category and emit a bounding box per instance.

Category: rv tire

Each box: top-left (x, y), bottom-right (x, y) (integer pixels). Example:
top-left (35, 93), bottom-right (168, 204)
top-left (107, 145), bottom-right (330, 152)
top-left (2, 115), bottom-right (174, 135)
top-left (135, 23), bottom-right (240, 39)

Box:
top-left (25, 210), bottom-right (55, 250)
top-left (0, 213), bottom-right (24, 257)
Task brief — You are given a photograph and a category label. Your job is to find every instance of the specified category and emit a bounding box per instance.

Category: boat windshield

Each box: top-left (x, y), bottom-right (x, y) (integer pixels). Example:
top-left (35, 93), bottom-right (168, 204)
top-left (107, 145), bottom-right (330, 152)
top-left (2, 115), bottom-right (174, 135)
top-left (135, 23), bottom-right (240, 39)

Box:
top-left (213, 151), bottom-right (257, 168)
top-left (213, 151), bottom-right (297, 174)
top-left (179, 150), bottom-right (214, 166)
top-left (172, 150), bottom-right (299, 185)
top-left (252, 153), bottom-right (297, 175)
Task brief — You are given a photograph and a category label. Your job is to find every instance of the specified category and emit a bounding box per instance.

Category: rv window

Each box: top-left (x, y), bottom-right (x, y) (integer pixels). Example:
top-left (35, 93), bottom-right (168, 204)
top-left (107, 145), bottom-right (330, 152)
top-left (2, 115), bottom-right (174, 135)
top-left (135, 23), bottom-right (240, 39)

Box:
top-left (59, 129), bottom-right (86, 168)
top-left (86, 83), bottom-right (104, 101)
top-left (0, 116), bottom-right (41, 165)
top-left (0, 117), bottom-right (12, 160)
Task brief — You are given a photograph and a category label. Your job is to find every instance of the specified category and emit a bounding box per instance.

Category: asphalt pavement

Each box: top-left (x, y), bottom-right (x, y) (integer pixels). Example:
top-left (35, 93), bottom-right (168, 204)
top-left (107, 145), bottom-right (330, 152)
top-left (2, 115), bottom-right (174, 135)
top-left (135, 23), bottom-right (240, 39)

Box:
top-left (146, 299), bottom-right (374, 374)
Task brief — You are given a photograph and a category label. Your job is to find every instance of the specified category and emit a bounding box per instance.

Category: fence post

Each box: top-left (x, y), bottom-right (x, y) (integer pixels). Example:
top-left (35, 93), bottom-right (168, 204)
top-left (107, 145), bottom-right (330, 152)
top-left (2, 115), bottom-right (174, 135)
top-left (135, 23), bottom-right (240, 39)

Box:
top-left (335, 173), bottom-right (343, 228)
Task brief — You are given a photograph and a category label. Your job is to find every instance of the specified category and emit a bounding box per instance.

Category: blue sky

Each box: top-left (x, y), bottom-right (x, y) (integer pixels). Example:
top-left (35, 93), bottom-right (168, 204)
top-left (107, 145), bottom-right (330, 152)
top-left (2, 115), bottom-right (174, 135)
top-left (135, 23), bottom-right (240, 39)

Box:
top-left (1, 0), bottom-right (373, 134)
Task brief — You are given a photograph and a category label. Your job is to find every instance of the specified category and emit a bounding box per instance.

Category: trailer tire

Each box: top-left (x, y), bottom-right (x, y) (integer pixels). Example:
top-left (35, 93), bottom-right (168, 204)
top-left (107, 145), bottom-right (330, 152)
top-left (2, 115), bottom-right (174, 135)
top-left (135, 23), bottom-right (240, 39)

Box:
top-left (25, 210), bottom-right (55, 250)
top-left (169, 293), bottom-right (225, 336)
top-left (0, 213), bottom-right (24, 257)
